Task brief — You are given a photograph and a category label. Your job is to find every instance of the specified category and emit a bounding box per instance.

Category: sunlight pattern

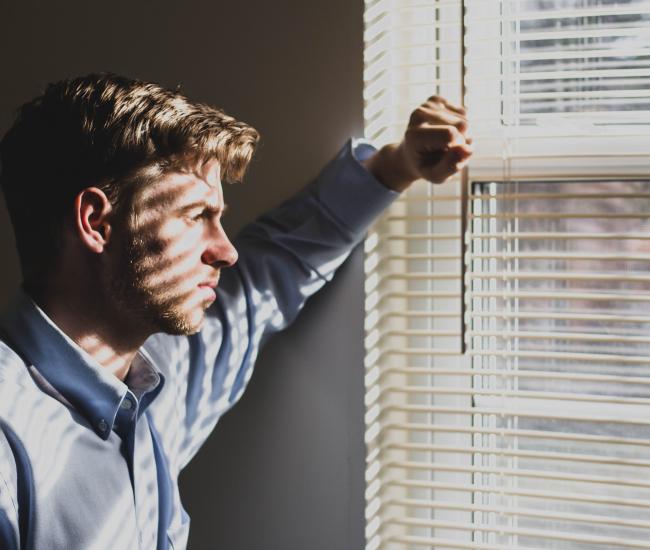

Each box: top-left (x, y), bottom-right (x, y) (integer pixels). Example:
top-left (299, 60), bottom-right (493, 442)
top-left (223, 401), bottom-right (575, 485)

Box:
top-left (0, 140), bottom-right (397, 549)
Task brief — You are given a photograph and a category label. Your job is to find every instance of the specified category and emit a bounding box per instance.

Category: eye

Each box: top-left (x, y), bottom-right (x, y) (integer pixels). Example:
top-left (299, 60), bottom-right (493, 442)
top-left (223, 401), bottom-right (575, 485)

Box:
top-left (184, 206), bottom-right (223, 225)
top-left (188, 209), bottom-right (209, 221)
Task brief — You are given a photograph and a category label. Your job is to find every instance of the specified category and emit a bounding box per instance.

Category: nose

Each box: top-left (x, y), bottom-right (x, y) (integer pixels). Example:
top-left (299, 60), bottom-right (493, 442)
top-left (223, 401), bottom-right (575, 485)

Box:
top-left (201, 224), bottom-right (238, 268)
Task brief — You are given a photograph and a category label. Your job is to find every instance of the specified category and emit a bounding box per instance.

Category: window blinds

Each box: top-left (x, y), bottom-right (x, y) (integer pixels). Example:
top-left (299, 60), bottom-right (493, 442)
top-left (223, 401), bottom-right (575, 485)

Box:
top-left (363, 1), bottom-right (650, 549)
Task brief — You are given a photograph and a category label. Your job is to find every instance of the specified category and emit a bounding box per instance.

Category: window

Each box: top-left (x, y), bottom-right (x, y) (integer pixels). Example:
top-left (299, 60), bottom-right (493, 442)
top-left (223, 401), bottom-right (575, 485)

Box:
top-left (363, 1), bottom-right (650, 548)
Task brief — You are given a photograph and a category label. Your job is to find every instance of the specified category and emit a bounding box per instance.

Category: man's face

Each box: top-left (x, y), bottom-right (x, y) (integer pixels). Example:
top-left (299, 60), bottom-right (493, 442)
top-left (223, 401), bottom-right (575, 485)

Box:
top-left (108, 158), bottom-right (237, 335)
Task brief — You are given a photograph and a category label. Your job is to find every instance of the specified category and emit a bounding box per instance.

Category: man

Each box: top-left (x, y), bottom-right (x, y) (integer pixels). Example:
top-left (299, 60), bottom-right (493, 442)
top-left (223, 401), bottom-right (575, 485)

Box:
top-left (0, 73), bottom-right (471, 549)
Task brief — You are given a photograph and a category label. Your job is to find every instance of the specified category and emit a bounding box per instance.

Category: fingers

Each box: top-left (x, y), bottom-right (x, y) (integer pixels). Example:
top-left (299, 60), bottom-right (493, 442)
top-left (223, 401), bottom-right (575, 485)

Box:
top-left (427, 95), bottom-right (466, 117)
top-left (406, 124), bottom-right (466, 151)
top-left (410, 107), bottom-right (469, 136)
top-left (394, 94), bottom-right (473, 187)
top-left (405, 123), bottom-right (473, 184)
top-left (409, 97), bottom-right (471, 143)
top-left (419, 144), bottom-right (473, 183)
top-left (448, 143), bottom-right (473, 169)
top-left (408, 124), bottom-right (473, 160)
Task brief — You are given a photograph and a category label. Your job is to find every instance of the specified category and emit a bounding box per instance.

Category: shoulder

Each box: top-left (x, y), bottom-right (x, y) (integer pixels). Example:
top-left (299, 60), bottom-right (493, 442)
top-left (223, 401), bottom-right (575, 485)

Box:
top-left (0, 343), bottom-right (24, 542)
top-left (0, 341), bottom-right (71, 445)
top-left (0, 423), bottom-right (19, 550)
top-left (0, 341), bottom-right (33, 396)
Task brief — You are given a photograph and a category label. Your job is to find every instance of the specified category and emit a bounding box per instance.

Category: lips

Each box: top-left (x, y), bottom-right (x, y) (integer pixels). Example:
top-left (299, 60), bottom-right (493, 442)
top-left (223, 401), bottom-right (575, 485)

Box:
top-left (197, 283), bottom-right (218, 303)
top-left (198, 274), bottom-right (220, 289)
top-left (197, 275), bottom-right (220, 303)
top-left (198, 280), bottom-right (219, 289)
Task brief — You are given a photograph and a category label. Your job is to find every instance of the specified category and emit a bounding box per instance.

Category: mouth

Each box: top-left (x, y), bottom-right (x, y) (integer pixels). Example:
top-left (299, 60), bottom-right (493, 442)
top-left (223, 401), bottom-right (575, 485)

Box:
top-left (197, 276), bottom-right (220, 302)
top-left (197, 285), bottom-right (217, 304)
top-left (198, 281), bottom-right (219, 289)
top-left (198, 274), bottom-right (220, 289)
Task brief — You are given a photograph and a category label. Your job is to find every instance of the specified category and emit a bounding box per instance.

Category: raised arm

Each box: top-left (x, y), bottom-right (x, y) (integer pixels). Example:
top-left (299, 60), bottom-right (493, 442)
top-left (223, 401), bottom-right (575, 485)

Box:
top-left (145, 97), bottom-right (472, 470)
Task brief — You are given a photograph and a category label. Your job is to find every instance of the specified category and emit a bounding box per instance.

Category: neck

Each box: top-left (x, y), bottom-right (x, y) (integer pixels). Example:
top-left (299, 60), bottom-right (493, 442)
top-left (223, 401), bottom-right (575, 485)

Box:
top-left (27, 283), bottom-right (149, 381)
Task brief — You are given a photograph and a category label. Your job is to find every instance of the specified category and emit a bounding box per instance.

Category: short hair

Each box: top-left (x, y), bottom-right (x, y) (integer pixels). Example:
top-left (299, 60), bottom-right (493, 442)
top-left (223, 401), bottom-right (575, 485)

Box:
top-left (0, 72), bottom-right (259, 285)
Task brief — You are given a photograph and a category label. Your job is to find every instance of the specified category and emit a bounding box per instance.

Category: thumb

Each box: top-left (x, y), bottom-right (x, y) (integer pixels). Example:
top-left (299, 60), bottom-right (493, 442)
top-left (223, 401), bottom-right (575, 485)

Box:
top-left (419, 143), bottom-right (473, 183)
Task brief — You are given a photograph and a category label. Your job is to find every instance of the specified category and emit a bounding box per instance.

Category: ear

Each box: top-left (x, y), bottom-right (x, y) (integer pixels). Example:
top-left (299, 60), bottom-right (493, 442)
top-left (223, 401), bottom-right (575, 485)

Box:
top-left (74, 187), bottom-right (113, 254)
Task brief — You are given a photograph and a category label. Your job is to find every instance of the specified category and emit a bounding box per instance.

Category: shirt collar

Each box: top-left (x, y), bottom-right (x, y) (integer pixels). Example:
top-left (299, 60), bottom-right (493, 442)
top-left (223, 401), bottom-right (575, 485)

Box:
top-left (0, 289), bottom-right (164, 440)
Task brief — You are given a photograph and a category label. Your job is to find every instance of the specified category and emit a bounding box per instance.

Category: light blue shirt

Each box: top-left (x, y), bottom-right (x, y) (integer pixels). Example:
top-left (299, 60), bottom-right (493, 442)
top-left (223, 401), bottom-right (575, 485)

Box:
top-left (0, 140), bottom-right (397, 550)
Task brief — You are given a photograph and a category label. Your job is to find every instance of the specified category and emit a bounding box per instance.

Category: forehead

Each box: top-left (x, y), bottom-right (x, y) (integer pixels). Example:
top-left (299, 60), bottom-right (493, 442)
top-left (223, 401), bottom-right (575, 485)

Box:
top-left (137, 158), bottom-right (223, 210)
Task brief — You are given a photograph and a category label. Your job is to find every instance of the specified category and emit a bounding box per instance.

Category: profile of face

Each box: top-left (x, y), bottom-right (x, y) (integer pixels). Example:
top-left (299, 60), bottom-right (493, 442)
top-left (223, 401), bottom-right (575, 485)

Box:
top-left (108, 158), bottom-right (238, 336)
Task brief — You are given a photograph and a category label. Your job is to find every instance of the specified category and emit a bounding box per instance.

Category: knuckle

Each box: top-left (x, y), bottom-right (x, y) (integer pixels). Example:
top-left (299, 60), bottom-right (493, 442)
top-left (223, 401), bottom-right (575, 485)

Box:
top-left (409, 107), bottom-right (428, 124)
top-left (443, 126), bottom-right (457, 141)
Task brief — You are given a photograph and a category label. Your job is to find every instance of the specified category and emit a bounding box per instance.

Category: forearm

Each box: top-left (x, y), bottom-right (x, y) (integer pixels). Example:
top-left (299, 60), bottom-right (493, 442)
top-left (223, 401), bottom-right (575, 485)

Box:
top-left (239, 139), bottom-right (398, 269)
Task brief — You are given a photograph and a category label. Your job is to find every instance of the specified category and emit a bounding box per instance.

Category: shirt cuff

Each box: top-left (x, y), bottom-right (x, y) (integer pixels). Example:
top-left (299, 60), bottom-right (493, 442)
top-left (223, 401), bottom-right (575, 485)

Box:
top-left (314, 138), bottom-right (400, 236)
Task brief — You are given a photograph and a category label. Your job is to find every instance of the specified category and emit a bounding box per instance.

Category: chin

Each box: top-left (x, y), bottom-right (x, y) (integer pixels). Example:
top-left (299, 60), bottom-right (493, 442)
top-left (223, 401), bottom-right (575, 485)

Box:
top-left (154, 302), bottom-right (210, 336)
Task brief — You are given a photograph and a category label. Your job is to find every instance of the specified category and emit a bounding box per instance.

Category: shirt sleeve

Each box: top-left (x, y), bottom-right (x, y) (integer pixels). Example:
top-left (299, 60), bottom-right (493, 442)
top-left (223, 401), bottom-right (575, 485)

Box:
top-left (224, 138), bottom-right (397, 337)
top-left (145, 139), bottom-right (398, 469)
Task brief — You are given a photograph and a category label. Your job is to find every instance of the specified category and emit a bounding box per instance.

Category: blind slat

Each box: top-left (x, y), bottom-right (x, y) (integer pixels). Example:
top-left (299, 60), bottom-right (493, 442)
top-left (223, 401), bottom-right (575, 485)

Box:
top-left (381, 422), bottom-right (650, 447)
top-left (388, 498), bottom-right (650, 530)
top-left (386, 535), bottom-right (504, 550)
top-left (390, 518), bottom-right (650, 549)
top-left (384, 460), bottom-right (650, 489)
top-left (386, 271), bottom-right (650, 283)
top-left (380, 310), bottom-right (650, 323)
top-left (379, 367), bottom-right (650, 387)
top-left (383, 442), bottom-right (650, 469)
top-left (470, 6), bottom-right (650, 22)
top-left (380, 385), bottom-right (650, 408)
top-left (382, 404), bottom-right (650, 426)
top-left (387, 478), bottom-right (650, 508)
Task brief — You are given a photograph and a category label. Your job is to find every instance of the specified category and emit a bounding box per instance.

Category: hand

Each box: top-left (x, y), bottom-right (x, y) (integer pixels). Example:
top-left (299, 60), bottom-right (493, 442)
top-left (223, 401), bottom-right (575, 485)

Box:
top-left (363, 96), bottom-right (473, 192)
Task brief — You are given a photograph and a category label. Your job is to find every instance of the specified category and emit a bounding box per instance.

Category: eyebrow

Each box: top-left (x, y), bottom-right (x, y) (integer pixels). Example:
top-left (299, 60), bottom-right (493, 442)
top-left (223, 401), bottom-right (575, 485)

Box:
top-left (178, 201), bottom-right (228, 214)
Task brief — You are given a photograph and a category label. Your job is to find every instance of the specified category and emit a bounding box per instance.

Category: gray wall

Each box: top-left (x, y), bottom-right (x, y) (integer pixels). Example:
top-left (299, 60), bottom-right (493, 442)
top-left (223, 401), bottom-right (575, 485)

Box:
top-left (0, 2), bottom-right (367, 549)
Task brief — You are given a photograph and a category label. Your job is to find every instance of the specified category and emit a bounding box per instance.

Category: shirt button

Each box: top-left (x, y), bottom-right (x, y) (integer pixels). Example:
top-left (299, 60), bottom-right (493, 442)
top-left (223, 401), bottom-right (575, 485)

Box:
top-left (121, 398), bottom-right (133, 410)
top-left (98, 420), bottom-right (108, 432)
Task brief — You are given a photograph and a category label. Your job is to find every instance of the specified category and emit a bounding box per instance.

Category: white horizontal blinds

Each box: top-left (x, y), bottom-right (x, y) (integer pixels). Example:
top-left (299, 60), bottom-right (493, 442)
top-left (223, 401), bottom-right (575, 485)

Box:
top-left (467, 180), bottom-right (650, 548)
top-left (364, 1), bottom-right (468, 549)
top-left (465, 20), bottom-right (650, 550)
top-left (364, 1), bottom-right (650, 550)
top-left (364, 0), bottom-right (464, 146)
top-left (465, 0), bottom-right (650, 181)
top-left (365, 182), bottom-right (470, 550)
